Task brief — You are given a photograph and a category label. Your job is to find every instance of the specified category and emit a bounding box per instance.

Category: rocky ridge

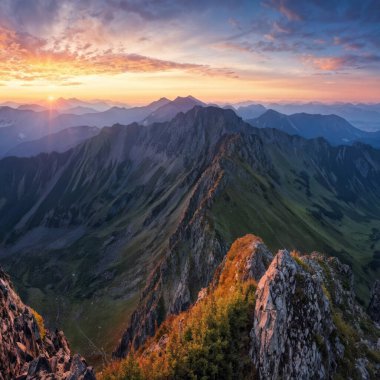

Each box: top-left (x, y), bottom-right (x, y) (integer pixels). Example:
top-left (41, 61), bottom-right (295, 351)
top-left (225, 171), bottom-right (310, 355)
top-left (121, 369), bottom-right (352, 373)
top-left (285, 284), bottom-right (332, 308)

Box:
top-left (1, 106), bottom-right (380, 361)
top-left (114, 131), bottom-right (272, 357)
top-left (251, 247), bottom-right (380, 379)
top-left (107, 234), bottom-right (380, 379)
top-left (0, 267), bottom-right (95, 379)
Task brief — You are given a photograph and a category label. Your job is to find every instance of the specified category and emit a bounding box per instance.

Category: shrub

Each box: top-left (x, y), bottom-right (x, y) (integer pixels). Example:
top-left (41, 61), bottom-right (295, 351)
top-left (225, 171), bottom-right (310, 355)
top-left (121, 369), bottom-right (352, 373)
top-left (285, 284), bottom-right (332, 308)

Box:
top-left (31, 308), bottom-right (46, 340)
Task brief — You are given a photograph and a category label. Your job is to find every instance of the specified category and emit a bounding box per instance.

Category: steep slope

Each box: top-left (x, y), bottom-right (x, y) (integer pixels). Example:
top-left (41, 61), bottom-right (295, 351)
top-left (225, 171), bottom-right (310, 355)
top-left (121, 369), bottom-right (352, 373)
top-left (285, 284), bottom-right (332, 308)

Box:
top-left (6, 126), bottom-right (100, 157)
top-left (0, 266), bottom-right (95, 379)
top-left (115, 118), bottom-right (380, 357)
top-left (0, 107), bottom-right (379, 364)
top-left (0, 107), bottom-right (247, 362)
top-left (102, 235), bottom-right (380, 380)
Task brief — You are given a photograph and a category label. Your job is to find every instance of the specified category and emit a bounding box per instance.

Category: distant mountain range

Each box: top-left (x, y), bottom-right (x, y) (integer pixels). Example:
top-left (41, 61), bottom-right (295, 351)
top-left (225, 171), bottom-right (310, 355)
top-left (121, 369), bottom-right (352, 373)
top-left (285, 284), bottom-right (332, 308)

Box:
top-left (248, 109), bottom-right (380, 148)
top-left (232, 101), bottom-right (380, 132)
top-left (0, 106), bottom-right (379, 365)
top-left (5, 126), bottom-right (100, 157)
top-left (0, 96), bottom-right (206, 157)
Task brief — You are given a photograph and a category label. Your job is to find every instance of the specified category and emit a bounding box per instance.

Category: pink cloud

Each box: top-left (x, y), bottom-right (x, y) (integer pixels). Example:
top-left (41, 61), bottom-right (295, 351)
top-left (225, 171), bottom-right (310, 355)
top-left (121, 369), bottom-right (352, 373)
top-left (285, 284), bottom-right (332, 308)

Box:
top-left (302, 55), bottom-right (345, 71)
top-left (0, 26), bottom-right (236, 83)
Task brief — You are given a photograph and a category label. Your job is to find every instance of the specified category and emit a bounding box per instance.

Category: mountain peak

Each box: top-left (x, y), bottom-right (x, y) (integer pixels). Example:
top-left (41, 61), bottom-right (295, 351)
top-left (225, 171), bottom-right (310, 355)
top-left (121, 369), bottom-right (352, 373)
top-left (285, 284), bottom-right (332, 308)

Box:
top-left (173, 95), bottom-right (205, 105)
top-left (260, 108), bottom-right (283, 118)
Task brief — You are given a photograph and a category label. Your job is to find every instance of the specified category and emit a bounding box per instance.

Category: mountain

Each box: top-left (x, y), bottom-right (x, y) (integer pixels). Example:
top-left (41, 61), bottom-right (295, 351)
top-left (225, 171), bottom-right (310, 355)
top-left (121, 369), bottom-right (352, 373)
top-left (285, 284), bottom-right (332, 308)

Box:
top-left (49, 98), bottom-right (115, 112)
top-left (142, 95), bottom-right (205, 125)
top-left (0, 97), bottom-right (171, 157)
top-left (52, 98), bottom-right (172, 130)
top-left (358, 130), bottom-right (380, 148)
top-left (0, 107), bottom-right (379, 364)
top-left (249, 109), bottom-right (380, 147)
top-left (17, 104), bottom-right (48, 112)
top-left (64, 106), bottom-right (101, 115)
top-left (261, 102), bottom-right (380, 132)
top-left (104, 235), bottom-right (380, 379)
top-left (0, 101), bottom-right (22, 108)
top-left (0, 106), bottom-right (60, 156)
top-left (235, 103), bottom-right (267, 119)
top-left (5, 126), bottom-right (100, 157)
top-left (0, 266), bottom-right (95, 379)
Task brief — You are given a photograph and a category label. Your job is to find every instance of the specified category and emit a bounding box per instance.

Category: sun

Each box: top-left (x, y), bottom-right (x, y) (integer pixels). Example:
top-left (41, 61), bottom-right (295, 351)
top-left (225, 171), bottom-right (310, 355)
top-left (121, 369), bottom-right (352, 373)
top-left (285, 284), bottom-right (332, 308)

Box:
top-left (47, 95), bottom-right (55, 102)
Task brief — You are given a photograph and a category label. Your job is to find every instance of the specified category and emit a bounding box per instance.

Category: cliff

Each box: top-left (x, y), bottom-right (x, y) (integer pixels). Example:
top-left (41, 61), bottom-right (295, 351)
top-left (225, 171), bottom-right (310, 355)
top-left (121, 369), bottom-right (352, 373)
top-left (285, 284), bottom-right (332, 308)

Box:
top-left (0, 267), bottom-right (95, 379)
top-left (104, 235), bottom-right (380, 379)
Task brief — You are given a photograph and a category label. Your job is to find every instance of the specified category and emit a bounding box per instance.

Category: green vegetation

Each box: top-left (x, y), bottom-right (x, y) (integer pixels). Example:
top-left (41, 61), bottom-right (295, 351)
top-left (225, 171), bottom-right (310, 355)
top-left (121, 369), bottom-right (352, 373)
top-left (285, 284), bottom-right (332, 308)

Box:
top-left (211, 142), bottom-right (380, 304)
top-left (100, 236), bottom-right (258, 380)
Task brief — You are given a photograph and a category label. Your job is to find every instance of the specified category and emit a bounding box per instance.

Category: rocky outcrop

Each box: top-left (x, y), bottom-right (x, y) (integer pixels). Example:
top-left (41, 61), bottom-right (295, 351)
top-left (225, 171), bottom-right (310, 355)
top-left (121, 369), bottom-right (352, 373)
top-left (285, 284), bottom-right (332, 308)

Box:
top-left (368, 280), bottom-right (380, 323)
top-left (251, 250), bottom-right (337, 379)
top-left (0, 267), bottom-right (95, 380)
top-left (251, 249), bottom-right (380, 380)
top-left (106, 235), bottom-right (380, 379)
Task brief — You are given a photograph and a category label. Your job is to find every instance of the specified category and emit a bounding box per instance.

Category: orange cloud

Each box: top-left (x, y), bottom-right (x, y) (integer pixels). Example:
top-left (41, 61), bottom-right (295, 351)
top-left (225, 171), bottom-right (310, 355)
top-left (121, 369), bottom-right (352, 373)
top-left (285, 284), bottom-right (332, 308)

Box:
top-left (0, 26), bottom-right (235, 83)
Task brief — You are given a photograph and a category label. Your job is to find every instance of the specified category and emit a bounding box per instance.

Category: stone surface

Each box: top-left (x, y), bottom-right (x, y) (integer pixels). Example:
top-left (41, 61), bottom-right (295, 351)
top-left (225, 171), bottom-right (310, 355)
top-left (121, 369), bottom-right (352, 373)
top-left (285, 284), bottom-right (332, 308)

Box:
top-left (0, 267), bottom-right (95, 380)
top-left (251, 250), bottom-right (337, 379)
top-left (368, 280), bottom-right (380, 323)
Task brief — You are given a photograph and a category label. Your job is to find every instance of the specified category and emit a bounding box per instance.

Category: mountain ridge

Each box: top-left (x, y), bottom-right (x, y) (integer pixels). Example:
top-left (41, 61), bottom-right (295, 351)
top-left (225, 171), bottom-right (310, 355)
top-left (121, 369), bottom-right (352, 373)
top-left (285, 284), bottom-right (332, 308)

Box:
top-left (102, 234), bottom-right (380, 379)
top-left (0, 106), bottom-right (379, 364)
top-left (248, 109), bottom-right (380, 147)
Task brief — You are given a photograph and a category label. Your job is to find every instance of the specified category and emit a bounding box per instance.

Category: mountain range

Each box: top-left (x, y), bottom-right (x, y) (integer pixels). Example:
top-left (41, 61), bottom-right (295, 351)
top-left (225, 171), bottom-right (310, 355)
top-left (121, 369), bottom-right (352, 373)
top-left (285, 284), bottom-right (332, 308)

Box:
top-left (5, 126), bottom-right (100, 158)
top-left (232, 101), bottom-right (380, 132)
top-left (0, 96), bottom-right (204, 157)
top-left (0, 106), bottom-right (379, 371)
top-left (248, 109), bottom-right (380, 147)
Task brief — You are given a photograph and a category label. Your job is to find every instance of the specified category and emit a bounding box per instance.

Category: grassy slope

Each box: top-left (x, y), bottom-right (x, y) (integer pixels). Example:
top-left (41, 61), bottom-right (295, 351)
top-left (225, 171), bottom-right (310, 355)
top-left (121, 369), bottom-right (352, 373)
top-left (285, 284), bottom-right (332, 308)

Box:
top-left (211, 144), bottom-right (379, 302)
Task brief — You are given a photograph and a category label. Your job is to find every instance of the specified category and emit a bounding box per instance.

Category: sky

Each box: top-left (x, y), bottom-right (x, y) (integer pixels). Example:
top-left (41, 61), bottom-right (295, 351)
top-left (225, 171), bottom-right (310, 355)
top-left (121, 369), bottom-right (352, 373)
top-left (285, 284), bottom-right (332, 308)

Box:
top-left (0, 0), bottom-right (379, 104)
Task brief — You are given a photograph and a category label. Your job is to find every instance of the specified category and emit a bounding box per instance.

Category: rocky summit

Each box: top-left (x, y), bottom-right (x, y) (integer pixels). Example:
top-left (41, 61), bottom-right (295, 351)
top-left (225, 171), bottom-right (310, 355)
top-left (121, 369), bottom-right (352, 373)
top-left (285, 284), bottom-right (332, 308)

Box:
top-left (102, 235), bottom-right (380, 380)
top-left (0, 267), bottom-right (95, 380)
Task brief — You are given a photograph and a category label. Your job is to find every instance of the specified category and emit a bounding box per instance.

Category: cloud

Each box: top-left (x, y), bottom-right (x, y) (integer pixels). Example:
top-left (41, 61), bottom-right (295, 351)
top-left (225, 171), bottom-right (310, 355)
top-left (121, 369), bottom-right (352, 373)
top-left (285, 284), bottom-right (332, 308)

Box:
top-left (302, 53), bottom-right (380, 71)
top-left (302, 56), bottom-right (345, 71)
top-left (0, 26), bottom-right (236, 83)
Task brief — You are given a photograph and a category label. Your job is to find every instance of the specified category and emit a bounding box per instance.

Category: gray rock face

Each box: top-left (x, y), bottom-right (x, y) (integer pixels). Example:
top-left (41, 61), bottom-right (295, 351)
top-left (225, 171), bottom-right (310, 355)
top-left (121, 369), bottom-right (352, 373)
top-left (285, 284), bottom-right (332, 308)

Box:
top-left (242, 240), bottom-right (274, 282)
top-left (251, 250), bottom-right (337, 379)
top-left (368, 280), bottom-right (380, 323)
top-left (0, 267), bottom-right (95, 380)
